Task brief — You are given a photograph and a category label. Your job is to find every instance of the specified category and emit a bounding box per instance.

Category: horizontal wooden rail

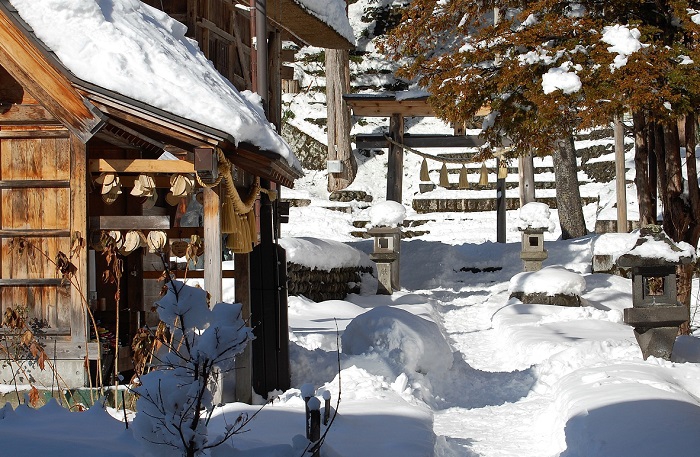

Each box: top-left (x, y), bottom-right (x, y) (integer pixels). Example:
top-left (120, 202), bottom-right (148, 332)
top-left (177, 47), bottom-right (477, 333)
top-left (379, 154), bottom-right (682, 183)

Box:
top-left (0, 129), bottom-right (70, 139)
top-left (0, 180), bottom-right (70, 189)
top-left (0, 229), bottom-right (70, 237)
top-left (0, 278), bottom-right (65, 287)
top-left (88, 158), bottom-right (194, 174)
top-left (142, 270), bottom-right (238, 280)
top-left (355, 133), bottom-right (486, 149)
top-left (0, 327), bottom-right (70, 336)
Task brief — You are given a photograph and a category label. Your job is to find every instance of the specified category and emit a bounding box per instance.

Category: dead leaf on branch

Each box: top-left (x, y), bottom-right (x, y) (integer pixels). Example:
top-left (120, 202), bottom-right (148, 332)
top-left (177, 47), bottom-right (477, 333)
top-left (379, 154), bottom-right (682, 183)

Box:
top-left (37, 350), bottom-right (49, 371)
top-left (55, 251), bottom-right (77, 279)
top-left (21, 330), bottom-right (33, 346)
top-left (29, 386), bottom-right (40, 407)
top-left (3, 307), bottom-right (24, 329)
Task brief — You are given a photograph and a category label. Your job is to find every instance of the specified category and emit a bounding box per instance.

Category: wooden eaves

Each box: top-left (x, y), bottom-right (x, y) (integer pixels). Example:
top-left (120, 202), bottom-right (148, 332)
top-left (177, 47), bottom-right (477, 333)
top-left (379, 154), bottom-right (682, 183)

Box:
top-left (260, 0), bottom-right (354, 50)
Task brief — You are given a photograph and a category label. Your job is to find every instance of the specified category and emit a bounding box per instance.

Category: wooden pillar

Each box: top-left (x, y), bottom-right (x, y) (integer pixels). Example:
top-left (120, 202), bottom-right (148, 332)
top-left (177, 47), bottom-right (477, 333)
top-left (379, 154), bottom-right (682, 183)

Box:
top-left (326, 48), bottom-right (356, 191)
top-left (387, 113), bottom-right (404, 203)
top-left (268, 28), bottom-right (282, 130)
top-left (70, 134), bottom-right (87, 343)
top-left (233, 252), bottom-right (252, 404)
top-left (614, 116), bottom-right (628, 233)
top-left (203, 186), bottom-right (222, 304)
top-left (519, 152), bottom-right (535, 205)
top-left (496, 156), bottom-right (506, 243)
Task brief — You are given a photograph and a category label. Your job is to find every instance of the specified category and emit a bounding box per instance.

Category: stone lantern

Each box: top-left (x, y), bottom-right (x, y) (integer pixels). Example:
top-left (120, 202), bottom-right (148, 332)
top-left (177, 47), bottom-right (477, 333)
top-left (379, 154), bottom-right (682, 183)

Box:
top-left (368, 226), bottom-right (401, 295)
top-left (516, 202), bottom-right (553, 272)
top-left (617, 225), bottom-right (694, 360)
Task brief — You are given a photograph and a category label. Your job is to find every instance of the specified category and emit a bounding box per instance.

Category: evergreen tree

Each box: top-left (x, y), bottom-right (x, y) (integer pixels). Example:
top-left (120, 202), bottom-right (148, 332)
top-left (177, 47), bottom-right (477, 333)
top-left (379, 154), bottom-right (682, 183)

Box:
top-left (382, 0), bottom-right (595, 238)
top-left (383, 0), bottom-right (700, 327)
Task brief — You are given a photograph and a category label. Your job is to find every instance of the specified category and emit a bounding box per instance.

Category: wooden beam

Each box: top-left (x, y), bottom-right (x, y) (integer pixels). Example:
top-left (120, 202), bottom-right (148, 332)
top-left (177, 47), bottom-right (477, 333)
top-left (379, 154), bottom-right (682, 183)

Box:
top-left (0, 129), bottom-right (69, 139)
top-left (89, 215), bottom-right (171, 230)
top-left (0, 278), bottom-right (64, 286)
top-left (346, 98), bottom-right (436, 117)
top-left (355, 133), bottom-right (486, 149)
top-left (0, 229), bottom-right (70, 237)
top-left (345, 96), bottom-right (492, 118)
top-left (198, 17), bottom-right (236, 43)
top-left (0, 7), bottom-right (104, 142)
top-left (0, 179), bottom-right (70, 188)
top-left (88, 158), bottom-right (195, 174)
top-left (142, 270), bottom-right (237, 280)
top-left (0, 104), bottom-right (57, 124)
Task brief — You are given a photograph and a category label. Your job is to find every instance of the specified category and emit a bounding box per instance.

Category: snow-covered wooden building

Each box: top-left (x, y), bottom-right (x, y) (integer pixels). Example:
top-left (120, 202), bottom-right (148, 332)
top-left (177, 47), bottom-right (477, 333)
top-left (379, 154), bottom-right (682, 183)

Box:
top-left (0, 0), bottom-right (352, 394)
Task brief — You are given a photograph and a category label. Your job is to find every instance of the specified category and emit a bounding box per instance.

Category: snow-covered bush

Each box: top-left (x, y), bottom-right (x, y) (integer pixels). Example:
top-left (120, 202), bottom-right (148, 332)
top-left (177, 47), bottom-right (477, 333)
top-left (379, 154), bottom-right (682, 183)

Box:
top-left (132, 280), bottom-right (252, 457)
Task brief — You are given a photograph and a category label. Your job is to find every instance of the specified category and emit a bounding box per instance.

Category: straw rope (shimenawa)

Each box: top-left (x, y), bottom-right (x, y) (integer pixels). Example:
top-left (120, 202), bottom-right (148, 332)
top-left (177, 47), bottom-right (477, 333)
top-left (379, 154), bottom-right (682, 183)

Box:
top-left (195, 149), bottom-right (271, 254)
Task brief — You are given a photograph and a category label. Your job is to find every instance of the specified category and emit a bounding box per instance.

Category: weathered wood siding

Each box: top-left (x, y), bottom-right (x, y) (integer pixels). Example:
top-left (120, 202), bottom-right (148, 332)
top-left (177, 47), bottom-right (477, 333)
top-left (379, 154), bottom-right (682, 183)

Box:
top-left (0, 66), bottom-right (75, 336)
top-left (142, 0), bottom-right (252, 91)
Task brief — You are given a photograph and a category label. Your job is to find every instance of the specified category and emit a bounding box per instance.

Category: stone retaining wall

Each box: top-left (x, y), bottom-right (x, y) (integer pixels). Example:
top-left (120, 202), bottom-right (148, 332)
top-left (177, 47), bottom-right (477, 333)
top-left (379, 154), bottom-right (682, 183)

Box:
top-left (287, 263), bottom-right (374, 302)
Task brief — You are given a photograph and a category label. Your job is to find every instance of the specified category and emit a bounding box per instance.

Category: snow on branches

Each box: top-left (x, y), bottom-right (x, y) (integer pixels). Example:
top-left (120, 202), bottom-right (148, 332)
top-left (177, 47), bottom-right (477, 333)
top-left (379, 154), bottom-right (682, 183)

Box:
top-left (132, 280), bottom-right (252, 457)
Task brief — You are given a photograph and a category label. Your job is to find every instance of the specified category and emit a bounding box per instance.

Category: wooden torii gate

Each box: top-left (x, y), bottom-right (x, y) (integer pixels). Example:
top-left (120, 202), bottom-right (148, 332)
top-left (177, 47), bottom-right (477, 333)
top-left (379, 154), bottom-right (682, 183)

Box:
top-left (343, 93), bottom-right (490, 202)
top-left (343, 92), bottom-right (513, 242)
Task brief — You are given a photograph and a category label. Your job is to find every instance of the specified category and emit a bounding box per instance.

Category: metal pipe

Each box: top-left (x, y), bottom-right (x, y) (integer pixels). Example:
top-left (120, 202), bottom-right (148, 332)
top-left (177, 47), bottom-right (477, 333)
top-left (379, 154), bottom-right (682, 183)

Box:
top-left (251, 0), bottom-right (268, 113)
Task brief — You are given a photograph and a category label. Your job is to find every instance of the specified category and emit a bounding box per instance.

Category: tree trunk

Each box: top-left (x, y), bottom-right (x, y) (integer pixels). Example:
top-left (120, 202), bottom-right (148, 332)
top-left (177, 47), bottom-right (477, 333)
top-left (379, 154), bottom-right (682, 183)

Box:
top-left (684, 114), bottom-right (700, 247)
top-left (326, 48), bottom-right (357, 191)
top-left (658, 120), bottom-right (696, 335)
top-left (633, 110), bottom-right (655, 225)
top-left (553, 133), bottom-right (587, 239)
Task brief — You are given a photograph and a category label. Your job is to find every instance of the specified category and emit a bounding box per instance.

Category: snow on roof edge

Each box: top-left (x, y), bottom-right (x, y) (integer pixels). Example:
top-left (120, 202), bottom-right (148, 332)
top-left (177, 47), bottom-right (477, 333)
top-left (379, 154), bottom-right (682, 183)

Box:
top-left (6, 0), bottom-right (302, 173)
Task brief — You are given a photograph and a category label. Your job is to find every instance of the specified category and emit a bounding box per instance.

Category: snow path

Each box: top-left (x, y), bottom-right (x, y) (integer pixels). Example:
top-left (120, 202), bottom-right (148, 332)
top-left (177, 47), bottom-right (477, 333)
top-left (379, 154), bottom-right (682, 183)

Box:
top-left (427, 274), bottom-right (558, 456)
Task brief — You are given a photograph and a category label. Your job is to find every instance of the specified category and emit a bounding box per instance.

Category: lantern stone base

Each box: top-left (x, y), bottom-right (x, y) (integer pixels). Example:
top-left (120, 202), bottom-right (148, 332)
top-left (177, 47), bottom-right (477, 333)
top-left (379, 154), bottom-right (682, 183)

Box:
top-left (624, 305), bottom-right (688, 360)
top-left (520, 250), bottom-right (548, 272)
top-left (632, 327), bottom-right (680, 360)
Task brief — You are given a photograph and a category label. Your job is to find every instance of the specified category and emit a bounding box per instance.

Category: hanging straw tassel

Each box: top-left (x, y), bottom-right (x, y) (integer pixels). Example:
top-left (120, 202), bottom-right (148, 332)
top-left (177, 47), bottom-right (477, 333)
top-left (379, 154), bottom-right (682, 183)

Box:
top-left (439, 163), bottom-right (450, 188)
top-left (458, 165), bottom-right (469, 189)
top-left (420, 158), bottom-right (430, 182)
top-left (221, 198), bottom-right (237, 234)
top-left (498, 160), bottom-right (508, 179)
top-left (478, 162), bottom-right (489, 186)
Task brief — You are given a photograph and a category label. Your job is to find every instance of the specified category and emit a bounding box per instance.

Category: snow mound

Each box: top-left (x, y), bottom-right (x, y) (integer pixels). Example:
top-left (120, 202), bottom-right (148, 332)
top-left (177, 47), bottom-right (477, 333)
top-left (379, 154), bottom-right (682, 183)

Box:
top-left (509, 265), bottom-right (586, 296)
top-left (341, 306), bottom-right (453, 376)
top-left (368, 201), bottom-right (407, 227)
top-left (279, 237), bottom-right (373, 270)
top-left (513, 202), bottom-right (555, 232)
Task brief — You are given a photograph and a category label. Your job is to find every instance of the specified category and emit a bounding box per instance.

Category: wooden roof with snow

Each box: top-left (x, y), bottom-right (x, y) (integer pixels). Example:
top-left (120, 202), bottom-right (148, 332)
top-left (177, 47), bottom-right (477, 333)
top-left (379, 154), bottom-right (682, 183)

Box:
top-left (0, 0), bottom-right (302, 187)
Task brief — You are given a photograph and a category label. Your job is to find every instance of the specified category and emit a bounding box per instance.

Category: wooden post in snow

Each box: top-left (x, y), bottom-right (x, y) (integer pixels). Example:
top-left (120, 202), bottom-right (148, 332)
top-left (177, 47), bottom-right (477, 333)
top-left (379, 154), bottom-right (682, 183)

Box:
top-left (614, 116), bottom-right (628, 233)
top-left (326, 48), bottom-right (356, 191)
top-left (387, 113), bottom-right (405, 203)
top-left (519, 153), bottom-right (535, 205)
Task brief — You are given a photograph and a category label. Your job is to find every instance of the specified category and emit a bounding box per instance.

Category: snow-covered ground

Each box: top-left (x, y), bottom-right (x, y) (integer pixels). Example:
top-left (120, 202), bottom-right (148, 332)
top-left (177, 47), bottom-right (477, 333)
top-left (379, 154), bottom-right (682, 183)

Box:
top-left (3, 1), bottom-right (700, 456)
top-left (2, 150), bottom-right (700, 456)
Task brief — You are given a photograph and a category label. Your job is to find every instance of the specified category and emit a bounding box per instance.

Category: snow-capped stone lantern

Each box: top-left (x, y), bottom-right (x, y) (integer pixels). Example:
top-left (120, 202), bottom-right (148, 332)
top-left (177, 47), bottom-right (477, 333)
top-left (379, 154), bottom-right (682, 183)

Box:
top-left (515, 202), bottom-right (555, 272)
top-left (617, 225), bottom-right (695, 360)
top-left (367, 201), bottom-right (406, 294)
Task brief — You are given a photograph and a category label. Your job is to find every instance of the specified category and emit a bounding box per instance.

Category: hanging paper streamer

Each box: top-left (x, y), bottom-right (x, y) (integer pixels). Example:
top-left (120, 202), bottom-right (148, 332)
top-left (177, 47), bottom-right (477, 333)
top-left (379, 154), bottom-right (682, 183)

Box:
top-left (420, 158), bottom-right (430, 182)
top-left (439, 163), bottom-right (450, 188)
top-left (498, 159), bottom-right (508, 179)
top-left (458, 165), bottom-right (469, 189)
top-left (478, 162), bottom-right (489, 186)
